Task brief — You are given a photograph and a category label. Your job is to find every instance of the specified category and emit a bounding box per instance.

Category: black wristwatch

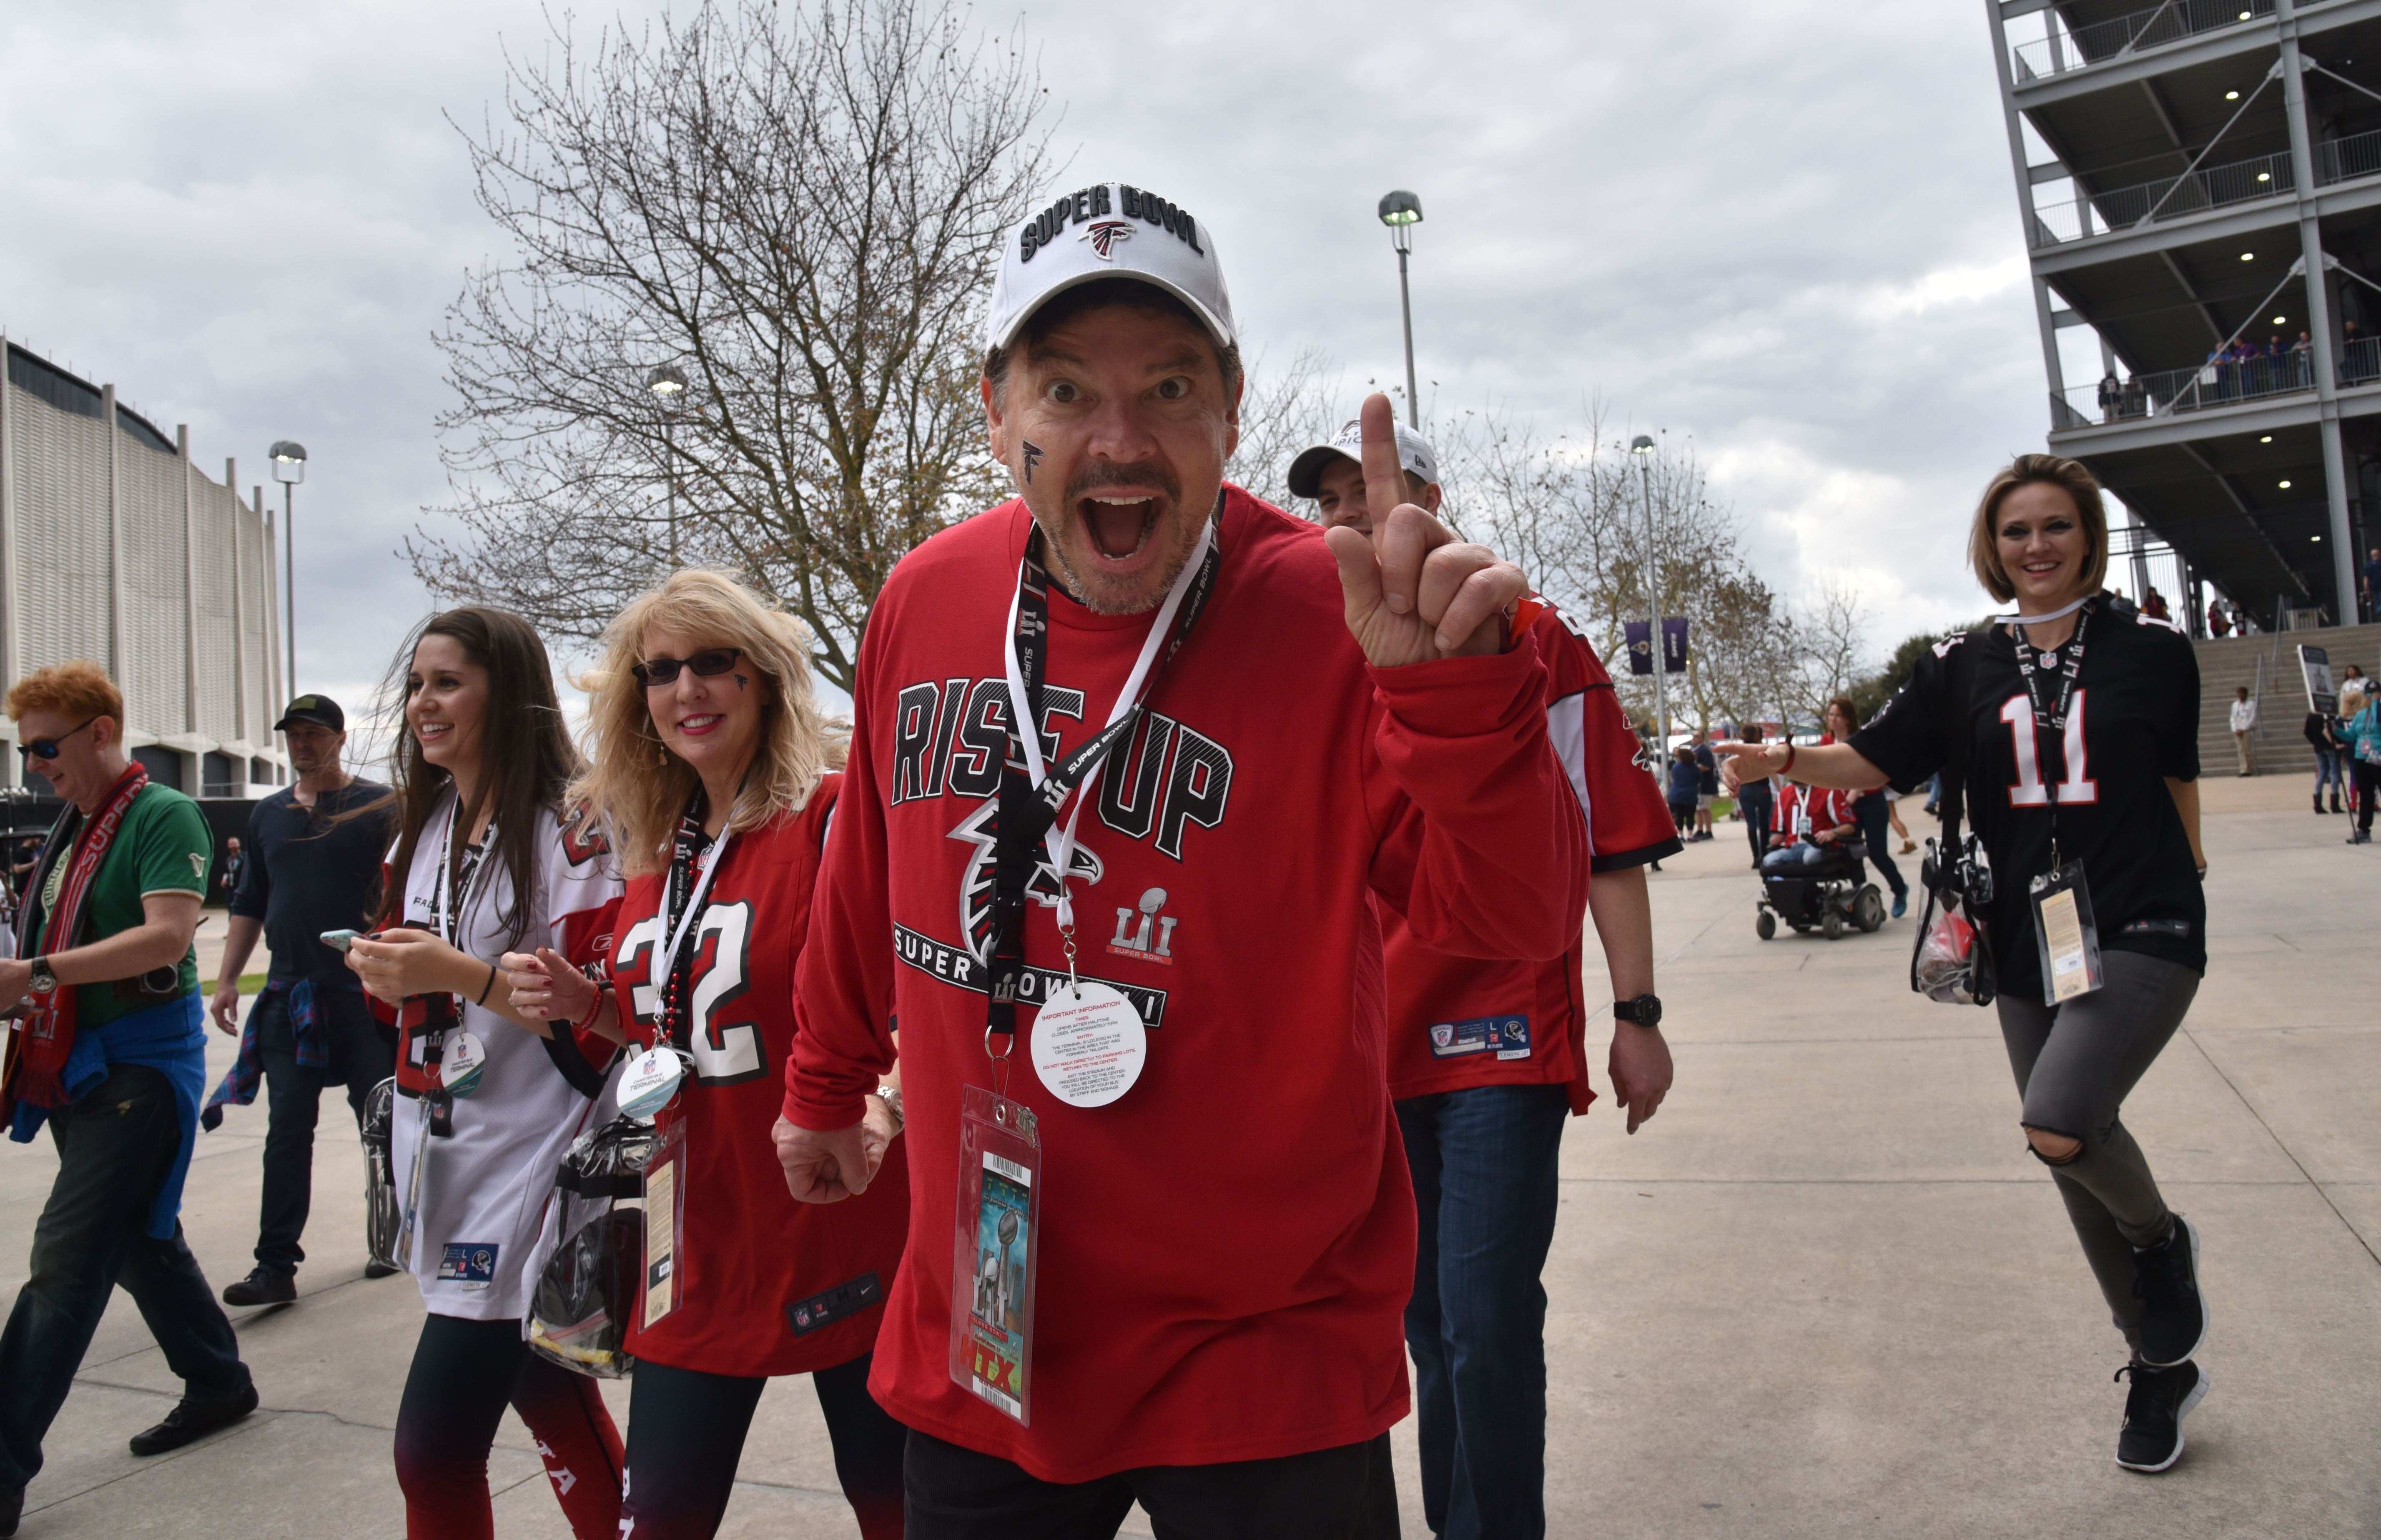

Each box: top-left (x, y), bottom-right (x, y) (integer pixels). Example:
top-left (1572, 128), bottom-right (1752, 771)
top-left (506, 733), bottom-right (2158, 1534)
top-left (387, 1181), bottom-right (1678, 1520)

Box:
top-left (1613, 994), bottom-right (1663, 1029)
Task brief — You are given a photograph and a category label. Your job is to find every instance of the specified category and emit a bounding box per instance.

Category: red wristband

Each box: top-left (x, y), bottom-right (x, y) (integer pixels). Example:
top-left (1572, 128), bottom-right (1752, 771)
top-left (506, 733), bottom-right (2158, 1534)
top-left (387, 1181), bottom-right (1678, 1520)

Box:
top-left (569, 982), bottom-right (607, 1035)
top-left (1780, 743), bottom-right (1797, 778)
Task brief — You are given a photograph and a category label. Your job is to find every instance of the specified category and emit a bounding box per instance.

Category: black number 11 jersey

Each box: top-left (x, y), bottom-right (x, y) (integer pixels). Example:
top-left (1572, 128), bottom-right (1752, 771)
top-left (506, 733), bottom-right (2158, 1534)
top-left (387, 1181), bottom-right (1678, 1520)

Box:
top-left (1852, 602), bottom-right (2205, 999)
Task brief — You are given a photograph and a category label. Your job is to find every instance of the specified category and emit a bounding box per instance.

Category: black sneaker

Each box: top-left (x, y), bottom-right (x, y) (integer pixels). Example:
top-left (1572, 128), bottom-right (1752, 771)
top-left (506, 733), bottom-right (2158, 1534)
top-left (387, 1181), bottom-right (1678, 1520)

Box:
top-left (128, 1382), bottom-right (259, 1456)
top-left (0, 1482), bottom-right (20, 1537)
top-left (220, 1267), bottom-right (295, 1308)
top-left (363, 1258), bottom-right (401, 1280)
top-left (2115, 1359), bottom-right (2208, 1473)
top-left (2133, 1215), bottom-right (2207, 1367)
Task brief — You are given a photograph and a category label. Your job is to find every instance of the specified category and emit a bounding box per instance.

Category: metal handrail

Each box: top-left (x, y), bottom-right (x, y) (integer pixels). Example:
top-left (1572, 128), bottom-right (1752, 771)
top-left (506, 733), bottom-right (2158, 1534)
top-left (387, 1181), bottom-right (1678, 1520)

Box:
top-left (2032, 148), bottom-right (2293, 246)
top-left (2056, 350), bottom-right (2316, 424)
top-left (2318, 126), bottom-right (2381, 186)
top-left (2011, 0), bottom-right (2275, 83)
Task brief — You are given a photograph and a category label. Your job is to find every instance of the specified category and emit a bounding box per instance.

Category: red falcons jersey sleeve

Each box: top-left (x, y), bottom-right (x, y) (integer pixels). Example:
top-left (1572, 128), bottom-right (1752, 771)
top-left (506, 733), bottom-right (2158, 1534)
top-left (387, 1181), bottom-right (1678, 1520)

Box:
top-left (607, 777), bottom-right (908, 1379)
top-left (780, 491), bottom-right (1587, 1483)
top-left (1380, 607), bottom-right (1680, 1111)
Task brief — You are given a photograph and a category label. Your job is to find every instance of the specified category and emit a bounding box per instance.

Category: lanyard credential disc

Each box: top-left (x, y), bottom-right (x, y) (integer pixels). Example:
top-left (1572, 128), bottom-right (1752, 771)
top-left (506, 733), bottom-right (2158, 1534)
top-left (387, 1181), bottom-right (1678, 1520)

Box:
top-left (443, 1031), bottom-right (488, 1099)
top-left (1028, 981), bottom-right (1146, 1108)
top-left (619, 1046), bottom-right (687, 1121)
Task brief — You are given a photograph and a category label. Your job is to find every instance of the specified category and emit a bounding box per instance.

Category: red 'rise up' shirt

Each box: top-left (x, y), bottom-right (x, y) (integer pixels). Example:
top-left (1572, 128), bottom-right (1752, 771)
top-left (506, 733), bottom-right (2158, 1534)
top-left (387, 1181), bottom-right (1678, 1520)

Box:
top-left (1382, 609), bottom-right (1678, 1109)
top-left (784, 488), bottom-right (1590, 1481)
top-left (605, 779), bottom-right (908, 1379)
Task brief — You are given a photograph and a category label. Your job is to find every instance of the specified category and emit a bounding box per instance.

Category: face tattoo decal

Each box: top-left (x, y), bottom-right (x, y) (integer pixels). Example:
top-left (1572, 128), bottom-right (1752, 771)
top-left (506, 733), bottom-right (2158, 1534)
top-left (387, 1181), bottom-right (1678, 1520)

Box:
top-left (1022, 440), bottom-right (1044, 484)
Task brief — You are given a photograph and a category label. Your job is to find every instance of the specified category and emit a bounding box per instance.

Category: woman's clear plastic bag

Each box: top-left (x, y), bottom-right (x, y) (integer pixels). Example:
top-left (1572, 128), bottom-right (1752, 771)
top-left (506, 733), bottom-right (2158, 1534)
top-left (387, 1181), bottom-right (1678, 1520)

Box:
top-left (527, 1116), bottom-right (656, 1379)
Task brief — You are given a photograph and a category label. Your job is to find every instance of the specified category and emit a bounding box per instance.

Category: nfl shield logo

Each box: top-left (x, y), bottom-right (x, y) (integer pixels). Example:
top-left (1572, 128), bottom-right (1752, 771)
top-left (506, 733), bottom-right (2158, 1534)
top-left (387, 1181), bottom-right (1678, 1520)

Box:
top-left (1430, 1024), bottom-right (1455, 1048)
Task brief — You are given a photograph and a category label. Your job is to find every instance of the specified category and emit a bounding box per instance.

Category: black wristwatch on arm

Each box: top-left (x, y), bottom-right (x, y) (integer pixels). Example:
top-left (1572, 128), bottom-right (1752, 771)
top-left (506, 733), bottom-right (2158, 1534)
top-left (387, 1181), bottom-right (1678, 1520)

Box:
top-left (1613, 994), bottom-right (1662, 1029)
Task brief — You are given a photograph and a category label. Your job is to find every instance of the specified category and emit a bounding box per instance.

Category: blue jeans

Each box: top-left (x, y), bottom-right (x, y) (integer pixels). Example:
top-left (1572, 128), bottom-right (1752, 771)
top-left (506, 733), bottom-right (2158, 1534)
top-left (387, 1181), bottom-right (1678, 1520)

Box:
top-left (2315, 747), bottom-right (2343, 798)
top-left (0, 1063), bottom-right (250, 1490)
top-left (1396, 1083), bottom-right (1568, 1540)
top-left (1737, 785), bottom-right (1773, 865)
top-left (254, 987), bottom-right (394, 1274)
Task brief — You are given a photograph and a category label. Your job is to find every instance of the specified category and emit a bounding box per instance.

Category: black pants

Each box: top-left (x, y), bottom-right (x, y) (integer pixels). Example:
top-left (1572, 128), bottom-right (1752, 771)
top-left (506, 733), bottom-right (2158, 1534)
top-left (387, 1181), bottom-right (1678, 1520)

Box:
top-left (622, 1353), bottom-right (906, 1539)
top-left (2355, 760), bottom-right (2380, 833)
top-left (903, 1428), bottom-right (1398, 1540)
top-left (0, 1064), bottom-right (250, 1491)
top-left (1853, 794), bottom-right (1907, 900)
top-left (253, 986), bottom-right (395, 1275)
top-left (394, 1312), bottom-right (623, 1538)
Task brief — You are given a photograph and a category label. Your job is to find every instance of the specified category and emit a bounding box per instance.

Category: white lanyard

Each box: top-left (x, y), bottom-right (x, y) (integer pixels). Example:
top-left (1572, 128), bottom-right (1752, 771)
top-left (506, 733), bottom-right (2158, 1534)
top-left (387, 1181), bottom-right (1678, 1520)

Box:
top-left (1001, 515), bottom-right (1215, 928)
top-left (433, 798), bottom-right (494, 952)
top-left (655, 826), bottom-right (734, 1006)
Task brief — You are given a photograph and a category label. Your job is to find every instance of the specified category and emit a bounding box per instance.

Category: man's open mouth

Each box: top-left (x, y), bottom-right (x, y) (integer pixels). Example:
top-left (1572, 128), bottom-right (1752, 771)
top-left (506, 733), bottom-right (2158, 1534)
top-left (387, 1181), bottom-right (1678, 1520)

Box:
top-left (1080, 493), bottom-right (1162, 561)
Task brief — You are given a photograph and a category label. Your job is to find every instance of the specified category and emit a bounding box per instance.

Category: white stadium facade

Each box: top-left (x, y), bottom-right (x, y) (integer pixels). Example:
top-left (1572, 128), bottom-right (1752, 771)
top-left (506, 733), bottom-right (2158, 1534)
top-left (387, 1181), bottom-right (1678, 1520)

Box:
top-left (0, 337), bottom-right (287, 829)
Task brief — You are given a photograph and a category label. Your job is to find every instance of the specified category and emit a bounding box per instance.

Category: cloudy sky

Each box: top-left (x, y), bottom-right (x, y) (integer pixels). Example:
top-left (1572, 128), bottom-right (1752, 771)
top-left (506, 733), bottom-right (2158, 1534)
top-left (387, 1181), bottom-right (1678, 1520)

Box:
top-left (0, 0), bottom-right (2045, 720)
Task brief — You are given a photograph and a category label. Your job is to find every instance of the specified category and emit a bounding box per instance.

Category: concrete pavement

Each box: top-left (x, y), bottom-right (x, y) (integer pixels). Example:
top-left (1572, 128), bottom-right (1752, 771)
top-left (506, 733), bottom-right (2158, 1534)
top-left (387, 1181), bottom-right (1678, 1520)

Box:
top-left (4, 774), bottom-right (2377, 1537)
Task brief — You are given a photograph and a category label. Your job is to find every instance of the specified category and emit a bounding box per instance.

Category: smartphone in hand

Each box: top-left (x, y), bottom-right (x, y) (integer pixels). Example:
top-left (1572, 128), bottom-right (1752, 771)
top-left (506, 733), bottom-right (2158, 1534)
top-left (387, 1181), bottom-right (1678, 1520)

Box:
top-left (320, 929), bottom-right (362, 953)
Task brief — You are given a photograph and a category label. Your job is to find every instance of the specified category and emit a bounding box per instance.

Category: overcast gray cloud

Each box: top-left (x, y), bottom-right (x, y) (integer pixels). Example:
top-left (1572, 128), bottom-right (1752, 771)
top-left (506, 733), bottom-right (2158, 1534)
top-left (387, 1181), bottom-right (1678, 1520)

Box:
top-left (0, 0), bottom-right (2045, 722)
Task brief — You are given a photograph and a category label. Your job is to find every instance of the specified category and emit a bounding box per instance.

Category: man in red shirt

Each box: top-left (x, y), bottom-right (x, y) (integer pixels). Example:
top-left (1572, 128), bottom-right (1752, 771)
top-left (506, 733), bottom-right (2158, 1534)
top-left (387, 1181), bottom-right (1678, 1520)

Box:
top-left (1292, 422), bottom-right (1679, 1540)
top-left (773, 180), bottom-right (1589, 1536)
top-left (1763, 780), bottom-right (1857, 868)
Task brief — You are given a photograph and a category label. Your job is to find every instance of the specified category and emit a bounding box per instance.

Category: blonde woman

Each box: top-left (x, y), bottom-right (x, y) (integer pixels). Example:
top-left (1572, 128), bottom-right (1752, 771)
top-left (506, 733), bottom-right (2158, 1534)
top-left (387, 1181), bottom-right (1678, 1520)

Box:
top-left (502, 570), bottom-right (907, 1540)
top-left (1716, 455), bottom-right (2213, 1474)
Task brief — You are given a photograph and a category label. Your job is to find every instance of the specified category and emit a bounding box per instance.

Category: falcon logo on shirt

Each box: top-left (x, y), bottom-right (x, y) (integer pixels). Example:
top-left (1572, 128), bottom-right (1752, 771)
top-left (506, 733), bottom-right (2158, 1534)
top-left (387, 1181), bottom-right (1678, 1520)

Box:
top-left (1079, 220), bottom-right (1133, 260)
top-left (948, 798), bottom-right (1105, 964)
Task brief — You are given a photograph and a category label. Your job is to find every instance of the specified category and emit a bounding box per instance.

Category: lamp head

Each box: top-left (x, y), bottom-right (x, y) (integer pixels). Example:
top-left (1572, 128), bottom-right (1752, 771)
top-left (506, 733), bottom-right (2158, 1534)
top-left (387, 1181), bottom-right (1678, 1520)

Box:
top-left (269, 440), bottom-right (307, 484)
top-left (1377, 191), bottom-right (1423, 227)
top-left (646, 363), bottom-right (688, 399)
top-left (1630, 434), bottom-right (1656, 456)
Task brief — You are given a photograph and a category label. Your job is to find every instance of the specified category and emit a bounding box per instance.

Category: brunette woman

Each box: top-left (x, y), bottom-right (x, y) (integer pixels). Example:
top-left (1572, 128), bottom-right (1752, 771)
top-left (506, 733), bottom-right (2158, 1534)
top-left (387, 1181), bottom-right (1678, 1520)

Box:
top-left (1716, 455), bottom-right (2213, 1474)
top-left (502, 570), bottom-right (907, 1540)
top-left (344, 608), bottom-right (625, 1539)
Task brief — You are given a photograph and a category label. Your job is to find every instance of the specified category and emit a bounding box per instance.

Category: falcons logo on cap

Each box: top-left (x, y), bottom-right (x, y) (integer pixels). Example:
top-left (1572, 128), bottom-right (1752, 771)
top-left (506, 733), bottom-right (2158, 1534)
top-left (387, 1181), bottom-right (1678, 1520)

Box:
top-left (1079, 221), bottom-right (1133, 261)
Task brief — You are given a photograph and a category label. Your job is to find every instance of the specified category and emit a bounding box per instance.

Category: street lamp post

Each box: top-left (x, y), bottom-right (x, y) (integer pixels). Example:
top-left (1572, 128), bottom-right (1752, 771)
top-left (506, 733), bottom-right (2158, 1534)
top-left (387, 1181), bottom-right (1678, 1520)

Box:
top-left (1631, 434), bottom-right (1667, 761)
top-left (1377, 191), bottom-right (1424, 429)
top-left (647, 364), bottom-right (688, 565)
top-left (269, 441), bottom-right (306, 703)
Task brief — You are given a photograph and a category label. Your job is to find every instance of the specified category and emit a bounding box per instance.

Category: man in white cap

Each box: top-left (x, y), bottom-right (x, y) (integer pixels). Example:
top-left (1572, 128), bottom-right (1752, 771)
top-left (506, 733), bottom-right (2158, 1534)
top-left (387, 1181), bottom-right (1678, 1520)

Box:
top-left (775, 179), bottom-right (1590, 1535)
top-left (1293, 422), bottom-right (1678, 1540)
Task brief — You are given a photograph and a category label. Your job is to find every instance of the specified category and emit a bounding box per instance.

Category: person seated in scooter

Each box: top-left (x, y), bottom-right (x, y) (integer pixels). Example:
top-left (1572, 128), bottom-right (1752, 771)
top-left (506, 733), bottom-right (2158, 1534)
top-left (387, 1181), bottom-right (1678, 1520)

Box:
top-left (1762, 780), bottom-right (1858, 873)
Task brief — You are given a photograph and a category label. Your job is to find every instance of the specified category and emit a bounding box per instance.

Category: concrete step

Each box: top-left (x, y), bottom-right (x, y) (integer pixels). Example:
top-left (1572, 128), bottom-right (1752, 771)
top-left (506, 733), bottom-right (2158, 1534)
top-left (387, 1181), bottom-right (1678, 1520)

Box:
top-left (2192, 622), bottom-right (2381, 779)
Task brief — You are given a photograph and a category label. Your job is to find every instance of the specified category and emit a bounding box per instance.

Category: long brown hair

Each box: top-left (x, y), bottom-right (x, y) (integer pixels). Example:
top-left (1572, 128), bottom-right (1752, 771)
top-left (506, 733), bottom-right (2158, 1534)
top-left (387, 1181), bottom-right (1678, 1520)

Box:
top-left (567, 569), bottom-right (844, 878)
top-left (373, 607), bottom-right (582, 950)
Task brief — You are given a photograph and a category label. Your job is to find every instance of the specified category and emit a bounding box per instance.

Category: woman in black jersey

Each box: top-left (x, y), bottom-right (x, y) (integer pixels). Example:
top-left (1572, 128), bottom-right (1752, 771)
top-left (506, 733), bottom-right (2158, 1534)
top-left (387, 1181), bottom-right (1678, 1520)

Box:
top-left (1715, 455), bottom-right (2213, 1475)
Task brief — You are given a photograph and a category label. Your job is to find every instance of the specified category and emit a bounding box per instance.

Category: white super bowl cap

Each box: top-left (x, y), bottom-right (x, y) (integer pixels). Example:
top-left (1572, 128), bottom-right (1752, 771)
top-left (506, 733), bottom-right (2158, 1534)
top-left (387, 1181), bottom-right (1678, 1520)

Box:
top-left (986, 181), bottom-right (1237, 351)
top-left (1285, 417), bottom-right (1440, 500)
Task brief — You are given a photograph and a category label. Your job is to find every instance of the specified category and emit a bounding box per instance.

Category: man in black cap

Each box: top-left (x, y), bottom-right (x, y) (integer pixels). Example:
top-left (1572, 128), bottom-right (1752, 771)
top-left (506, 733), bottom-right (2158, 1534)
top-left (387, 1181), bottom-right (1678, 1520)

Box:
top-left (202, 695), bottom-right (396, 1304)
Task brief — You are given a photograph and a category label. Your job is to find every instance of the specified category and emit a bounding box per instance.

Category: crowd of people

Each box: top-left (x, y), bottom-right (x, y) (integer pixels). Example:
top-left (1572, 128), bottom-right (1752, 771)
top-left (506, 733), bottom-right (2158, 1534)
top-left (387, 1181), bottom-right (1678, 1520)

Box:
top-left (0, 179), bottom-right (2240, 1537)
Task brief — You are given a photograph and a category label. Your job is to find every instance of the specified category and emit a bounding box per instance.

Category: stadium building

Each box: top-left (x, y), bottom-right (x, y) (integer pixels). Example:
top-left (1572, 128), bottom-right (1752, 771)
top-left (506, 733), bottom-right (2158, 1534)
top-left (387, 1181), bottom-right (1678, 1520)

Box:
top-left (1987, 0), bottom-right (2381, 632)
top-left (0, 336), bottom-right (286, 816)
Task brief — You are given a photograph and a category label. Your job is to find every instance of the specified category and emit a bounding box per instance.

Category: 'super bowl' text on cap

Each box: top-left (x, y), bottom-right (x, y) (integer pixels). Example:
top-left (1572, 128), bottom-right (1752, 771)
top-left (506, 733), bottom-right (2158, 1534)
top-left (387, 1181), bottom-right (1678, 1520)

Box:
top-left (1285, 418), bottom-right (1441, 501)
top-left (273, 694), bottom-right (345, 733)
top-left (986, 181), bottom-right (1237, 352)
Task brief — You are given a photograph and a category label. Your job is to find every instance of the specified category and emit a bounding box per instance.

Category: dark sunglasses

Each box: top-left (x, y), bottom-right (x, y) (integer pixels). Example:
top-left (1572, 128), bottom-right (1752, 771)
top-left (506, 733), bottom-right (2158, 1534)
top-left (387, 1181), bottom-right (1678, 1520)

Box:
top-left (17, 718), bottom-right (98, 762)
top-left (632, 648), bottom-right (743, 688)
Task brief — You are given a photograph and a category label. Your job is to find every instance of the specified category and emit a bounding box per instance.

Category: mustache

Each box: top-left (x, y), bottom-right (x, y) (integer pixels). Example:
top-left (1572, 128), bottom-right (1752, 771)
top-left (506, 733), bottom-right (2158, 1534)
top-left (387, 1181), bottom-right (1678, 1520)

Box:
top-left (1064, 461), bottom-right (1181, 506)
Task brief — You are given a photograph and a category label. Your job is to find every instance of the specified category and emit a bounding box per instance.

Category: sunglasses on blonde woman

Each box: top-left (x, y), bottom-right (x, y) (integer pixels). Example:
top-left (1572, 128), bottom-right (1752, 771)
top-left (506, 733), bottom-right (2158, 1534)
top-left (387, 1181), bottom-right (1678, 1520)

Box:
top-left (631, 648), bottom-right (743, 688)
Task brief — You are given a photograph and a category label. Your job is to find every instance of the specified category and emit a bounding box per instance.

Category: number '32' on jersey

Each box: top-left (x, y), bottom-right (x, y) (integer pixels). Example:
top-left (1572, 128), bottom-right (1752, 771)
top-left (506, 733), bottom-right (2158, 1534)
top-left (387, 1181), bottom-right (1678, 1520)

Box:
top-left (605, 775), bottom-right (910, 1379)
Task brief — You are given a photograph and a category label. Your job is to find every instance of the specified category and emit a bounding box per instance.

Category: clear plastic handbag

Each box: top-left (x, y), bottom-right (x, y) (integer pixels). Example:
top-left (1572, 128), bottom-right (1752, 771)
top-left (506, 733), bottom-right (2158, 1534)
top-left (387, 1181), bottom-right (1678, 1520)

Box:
top-left (360, 1076), bottom-right (401, 1274)
top-left (527, 1116), bottom-right (657, 1378)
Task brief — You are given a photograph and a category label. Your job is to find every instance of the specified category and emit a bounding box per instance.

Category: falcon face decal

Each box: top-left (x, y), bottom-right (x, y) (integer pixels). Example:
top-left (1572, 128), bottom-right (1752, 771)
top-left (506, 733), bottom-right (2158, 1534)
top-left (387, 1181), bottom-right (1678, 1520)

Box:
top-left (1079, 220), bottom-right (1134, 261)
top-left (948, 798), bottom-right (1103, 963)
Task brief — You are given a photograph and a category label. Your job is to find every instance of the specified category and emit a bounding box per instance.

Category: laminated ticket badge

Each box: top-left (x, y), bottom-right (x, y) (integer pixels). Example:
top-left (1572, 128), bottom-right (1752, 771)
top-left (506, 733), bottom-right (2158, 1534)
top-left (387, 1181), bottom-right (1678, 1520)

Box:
top-left (1029, 980), bottom-right (1146, 1108)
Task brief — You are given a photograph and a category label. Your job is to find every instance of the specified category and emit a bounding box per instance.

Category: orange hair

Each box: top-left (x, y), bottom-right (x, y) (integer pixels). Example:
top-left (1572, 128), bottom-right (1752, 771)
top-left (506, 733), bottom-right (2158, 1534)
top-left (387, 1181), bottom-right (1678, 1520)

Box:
top-left (5, 660), bottom-right (123, 727)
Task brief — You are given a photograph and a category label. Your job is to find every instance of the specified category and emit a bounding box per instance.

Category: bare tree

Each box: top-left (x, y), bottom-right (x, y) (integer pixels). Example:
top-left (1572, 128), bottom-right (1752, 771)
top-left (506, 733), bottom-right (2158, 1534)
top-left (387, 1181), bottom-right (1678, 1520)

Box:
top-left (410, 0), bottom-right (1055, 691)
top-left (1793, 578), bottom-right (1874, 725)
top-left (1227, 345), bottom-right (1342, 513)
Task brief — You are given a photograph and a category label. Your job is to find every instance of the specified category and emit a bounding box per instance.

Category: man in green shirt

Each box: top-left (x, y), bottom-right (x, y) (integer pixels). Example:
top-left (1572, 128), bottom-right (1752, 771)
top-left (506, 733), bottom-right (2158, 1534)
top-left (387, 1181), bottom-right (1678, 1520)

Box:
top-left (0, 662), bottom-right (255, 1535)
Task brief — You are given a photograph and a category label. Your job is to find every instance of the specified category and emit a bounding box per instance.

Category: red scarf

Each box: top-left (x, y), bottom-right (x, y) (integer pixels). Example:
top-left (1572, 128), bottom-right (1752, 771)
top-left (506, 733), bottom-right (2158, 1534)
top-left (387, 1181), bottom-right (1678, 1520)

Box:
top-left (1, 762), bottom-right (149, 1119)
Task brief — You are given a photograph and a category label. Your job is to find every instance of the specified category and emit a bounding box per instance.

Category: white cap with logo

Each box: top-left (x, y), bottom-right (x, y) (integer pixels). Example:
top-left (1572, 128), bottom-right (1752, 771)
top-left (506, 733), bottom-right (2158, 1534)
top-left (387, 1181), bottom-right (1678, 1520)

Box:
top-left (1285, 418), bottom-right (1440, 500)
top-left (986, 181), bottom-right (1237, 351)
